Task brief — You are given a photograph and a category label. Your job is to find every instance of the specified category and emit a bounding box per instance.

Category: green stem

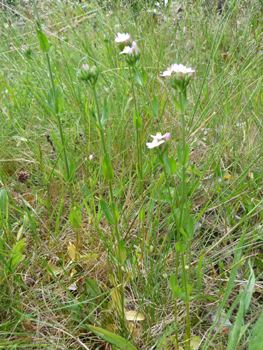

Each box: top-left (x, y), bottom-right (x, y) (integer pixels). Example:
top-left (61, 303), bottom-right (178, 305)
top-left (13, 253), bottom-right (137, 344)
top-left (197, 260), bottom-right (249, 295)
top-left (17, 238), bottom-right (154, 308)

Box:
top-left (92, 87), bottom-right (107, 155)
top-left (46, 53), bottom-right (74, 204)
top-left (181, 254), bottom-right (191, 349)
top-left (141, 221), bottom-right (145, 260)
top-left (174, 299), bottom-right (179, 348)
top-left (109, 181), bottom-right (114, 204)
top-left (130, 67), bottom-right (143, 197)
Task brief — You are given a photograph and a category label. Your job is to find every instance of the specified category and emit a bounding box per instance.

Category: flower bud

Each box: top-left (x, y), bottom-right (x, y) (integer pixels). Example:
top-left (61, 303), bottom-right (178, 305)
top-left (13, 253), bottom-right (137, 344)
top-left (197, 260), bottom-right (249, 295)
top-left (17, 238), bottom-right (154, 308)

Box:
top-left (165, 132), bottom-right (171, 141)
top-left (77, 64), bottom-right (99, 87)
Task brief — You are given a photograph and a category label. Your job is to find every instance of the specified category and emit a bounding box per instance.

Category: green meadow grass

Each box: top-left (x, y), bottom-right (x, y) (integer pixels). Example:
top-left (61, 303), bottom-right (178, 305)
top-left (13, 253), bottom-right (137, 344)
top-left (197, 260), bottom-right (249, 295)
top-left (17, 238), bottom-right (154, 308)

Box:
top-left (1, 0), bottom-right (263, 349)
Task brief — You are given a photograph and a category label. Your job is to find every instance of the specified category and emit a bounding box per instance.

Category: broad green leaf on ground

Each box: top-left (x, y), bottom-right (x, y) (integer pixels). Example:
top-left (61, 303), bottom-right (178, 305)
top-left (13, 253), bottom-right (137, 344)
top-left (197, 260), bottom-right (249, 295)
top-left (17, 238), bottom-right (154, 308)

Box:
top-left (86, 325), bottom-right (137, 350)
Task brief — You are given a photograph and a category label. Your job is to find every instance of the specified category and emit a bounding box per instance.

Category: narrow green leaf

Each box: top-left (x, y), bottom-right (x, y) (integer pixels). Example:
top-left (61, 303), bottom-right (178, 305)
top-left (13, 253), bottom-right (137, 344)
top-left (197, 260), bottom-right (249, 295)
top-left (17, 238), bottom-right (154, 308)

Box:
top-left (187, 215), bottom-right (194, 239)
top-left (121, 67), bottom-right (128, 80)
top-left (164, 155), bottom-right (171, 175)
top-left (0, 187), bottom-right (8, 218)
top-left (111, 203), bottom-right (119, 224)
top-left (102, 153), bottom-right (114, 181)
top-left (152, 95), bottom-right (158, 118)
top-left (170, 157), bottom-right (177, 175)
top-left (69, 203), bottom-right (82, 229)
top-left (36, 30), bottom-right (50, 53)
top-left (133, 110), bottom-right (142, 130)
top-left (55, 85), bottom-right (63, 114)
top-left (173, 96), bottom-right (182, 113)
top-left (177, 143), bottom-right (183, 166)
top-left (100, 199), bottom-right (115, 225)
top-left (136, 164), bottom-right (142, 180)
top-left (101, 97), bottom-right (109, 128)
top-left (86, 325), bottom-right (138, 350)
top-left (67, 154), bottom-right (75, 182)
top-left (117, 239), bottom-right (126, 266)
top-left (141, 67), bottom-right (147, 86)
top-left (133, 69), bottom-right (143, 86)
top-left (183, 143), bottom-right (190, 166)
top-left (12, 239), bottom-right (26, 255)
top-left (249, 310), bottom-right (263, 350)
top-left (139, 207), bottom-right (145, 223)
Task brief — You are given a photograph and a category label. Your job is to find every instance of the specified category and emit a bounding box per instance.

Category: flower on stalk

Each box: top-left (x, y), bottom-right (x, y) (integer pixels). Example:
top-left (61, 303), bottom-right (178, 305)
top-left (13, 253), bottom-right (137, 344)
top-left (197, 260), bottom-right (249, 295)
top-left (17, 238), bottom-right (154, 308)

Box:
top-left (115, 32), bottom-right (131, 45)
top-left (77, 64), bottom-right (99, 87)
top-left (119, 41), bottom-right (140, 66)
top-left (146, 132), bottom-right (169, 149)
top-left (160, 63), bottom-right (195, 92)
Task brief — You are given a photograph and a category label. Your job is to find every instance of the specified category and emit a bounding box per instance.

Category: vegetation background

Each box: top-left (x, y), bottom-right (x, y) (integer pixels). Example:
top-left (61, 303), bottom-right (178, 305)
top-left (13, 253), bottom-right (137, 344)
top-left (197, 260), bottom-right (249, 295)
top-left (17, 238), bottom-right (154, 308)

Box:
top-left (1, 0), bottom-right (263, 349)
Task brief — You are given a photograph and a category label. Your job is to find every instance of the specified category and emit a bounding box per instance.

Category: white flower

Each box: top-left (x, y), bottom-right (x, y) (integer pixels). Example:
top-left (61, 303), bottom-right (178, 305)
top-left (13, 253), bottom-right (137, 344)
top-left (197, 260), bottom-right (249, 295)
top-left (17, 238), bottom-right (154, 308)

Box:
top-left (160, 63), bottom-right (195, 77)
top-left (170, 63), bottom-right (195, 74)
top-left (150, 132), bottom-right (167, 140)
top-left (120, 41), bottom-right (137, 55)
top-left (120, 46), bottom-right (133, 55)
top-left (89, 155), bottom-right (94, 160)
top-left (146, 139), bottom-right (165, 149)
top-left (115, 33), bottom-right (131, 43)
top-left (146, 132), bottom-right (169, 149)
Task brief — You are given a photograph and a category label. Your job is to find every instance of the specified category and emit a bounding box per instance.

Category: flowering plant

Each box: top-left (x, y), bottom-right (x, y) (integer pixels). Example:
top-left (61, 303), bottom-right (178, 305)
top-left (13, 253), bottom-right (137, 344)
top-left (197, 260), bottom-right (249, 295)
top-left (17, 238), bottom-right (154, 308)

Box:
top-left (119, 41), bottom-right (140, 66)
top-left (160, 63), bottom-right (195, 92)
top-left (77, 64), bottom-right (99, 87)
top-left (146, 132), bottom-right (170, 149)
top-left (115, 33), bottom-right (131, 50)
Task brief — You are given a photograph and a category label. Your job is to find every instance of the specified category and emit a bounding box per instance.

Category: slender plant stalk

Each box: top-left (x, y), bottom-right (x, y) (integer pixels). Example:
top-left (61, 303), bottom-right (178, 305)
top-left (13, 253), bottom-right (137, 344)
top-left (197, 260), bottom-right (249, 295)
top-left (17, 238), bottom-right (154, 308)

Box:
top-left (92, 87), bottom-right (107, 155)
top-left (45, 53), bottom-right (74, 204)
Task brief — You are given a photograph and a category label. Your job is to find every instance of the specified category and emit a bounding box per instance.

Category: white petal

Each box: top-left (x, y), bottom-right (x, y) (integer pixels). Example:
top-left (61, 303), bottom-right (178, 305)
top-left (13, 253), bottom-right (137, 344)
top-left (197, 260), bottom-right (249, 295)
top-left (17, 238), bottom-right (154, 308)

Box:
top-left (146, 140), bottom-right (165, 149)
top-left (160, 70), bottom-right (172, 77)
top-left (150, 133), bottom-right (166, 140)
top-left (170, 63), bottom-right (195, 74)
top-left (119, 46), bottom-right (133, 55)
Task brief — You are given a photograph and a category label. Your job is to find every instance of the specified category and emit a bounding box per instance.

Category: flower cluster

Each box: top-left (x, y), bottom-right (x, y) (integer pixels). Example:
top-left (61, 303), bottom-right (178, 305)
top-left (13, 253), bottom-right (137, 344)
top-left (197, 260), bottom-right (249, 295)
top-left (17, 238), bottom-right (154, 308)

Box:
top-left (77, 64), bottom-right (99, 87)
top-left (160, 63), bottom-right (195, 92)
top-left (146, 132), bottom-right (171, 149)
top-left (115, 32), bottom-right (140, 67)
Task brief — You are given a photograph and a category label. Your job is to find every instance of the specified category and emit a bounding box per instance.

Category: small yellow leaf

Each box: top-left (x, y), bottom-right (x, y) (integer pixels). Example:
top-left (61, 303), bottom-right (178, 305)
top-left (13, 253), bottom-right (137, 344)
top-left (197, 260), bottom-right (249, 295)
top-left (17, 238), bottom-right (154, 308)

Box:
top-left (111, 288), bottom-right (123, 315)
top-left (190, 335), bottom-right (202, 350)
top-left (68, 242), bottom-right (80, 262)
top-left (125, 310), bottom-right (145, 322)
top-left (47, 261), bottom-right (64, 276)
top-left (81, 253), bottom-right (99, 263)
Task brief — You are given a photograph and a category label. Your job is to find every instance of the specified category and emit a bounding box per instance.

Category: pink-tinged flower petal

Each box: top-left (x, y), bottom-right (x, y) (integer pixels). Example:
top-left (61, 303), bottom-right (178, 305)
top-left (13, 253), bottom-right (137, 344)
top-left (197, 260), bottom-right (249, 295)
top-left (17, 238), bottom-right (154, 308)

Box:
top-left (150, 133), bottom-right (166, 140)
top-left (170, 63), bottom-right (195, 74)
top-left (120, 41), bottom-right (138, 55)
top-left (131, 41), bottom-right (137, 52)
top-left (165, 132), bottom-right (171, 141)
top-left (160, 63), bottom-right (195, 77)
top-left (146, 140), bottom-right (165, 149)
top-left (160, 70), bottom-right (172, 77)
top-left (115, 33), bottom-right (131, 43)
top-left (120, 46), bottom-right (133, 55)
top-left (89, 155), bottom-right (94, 160)
top-left (82, 64), bottom-right (89, 70)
